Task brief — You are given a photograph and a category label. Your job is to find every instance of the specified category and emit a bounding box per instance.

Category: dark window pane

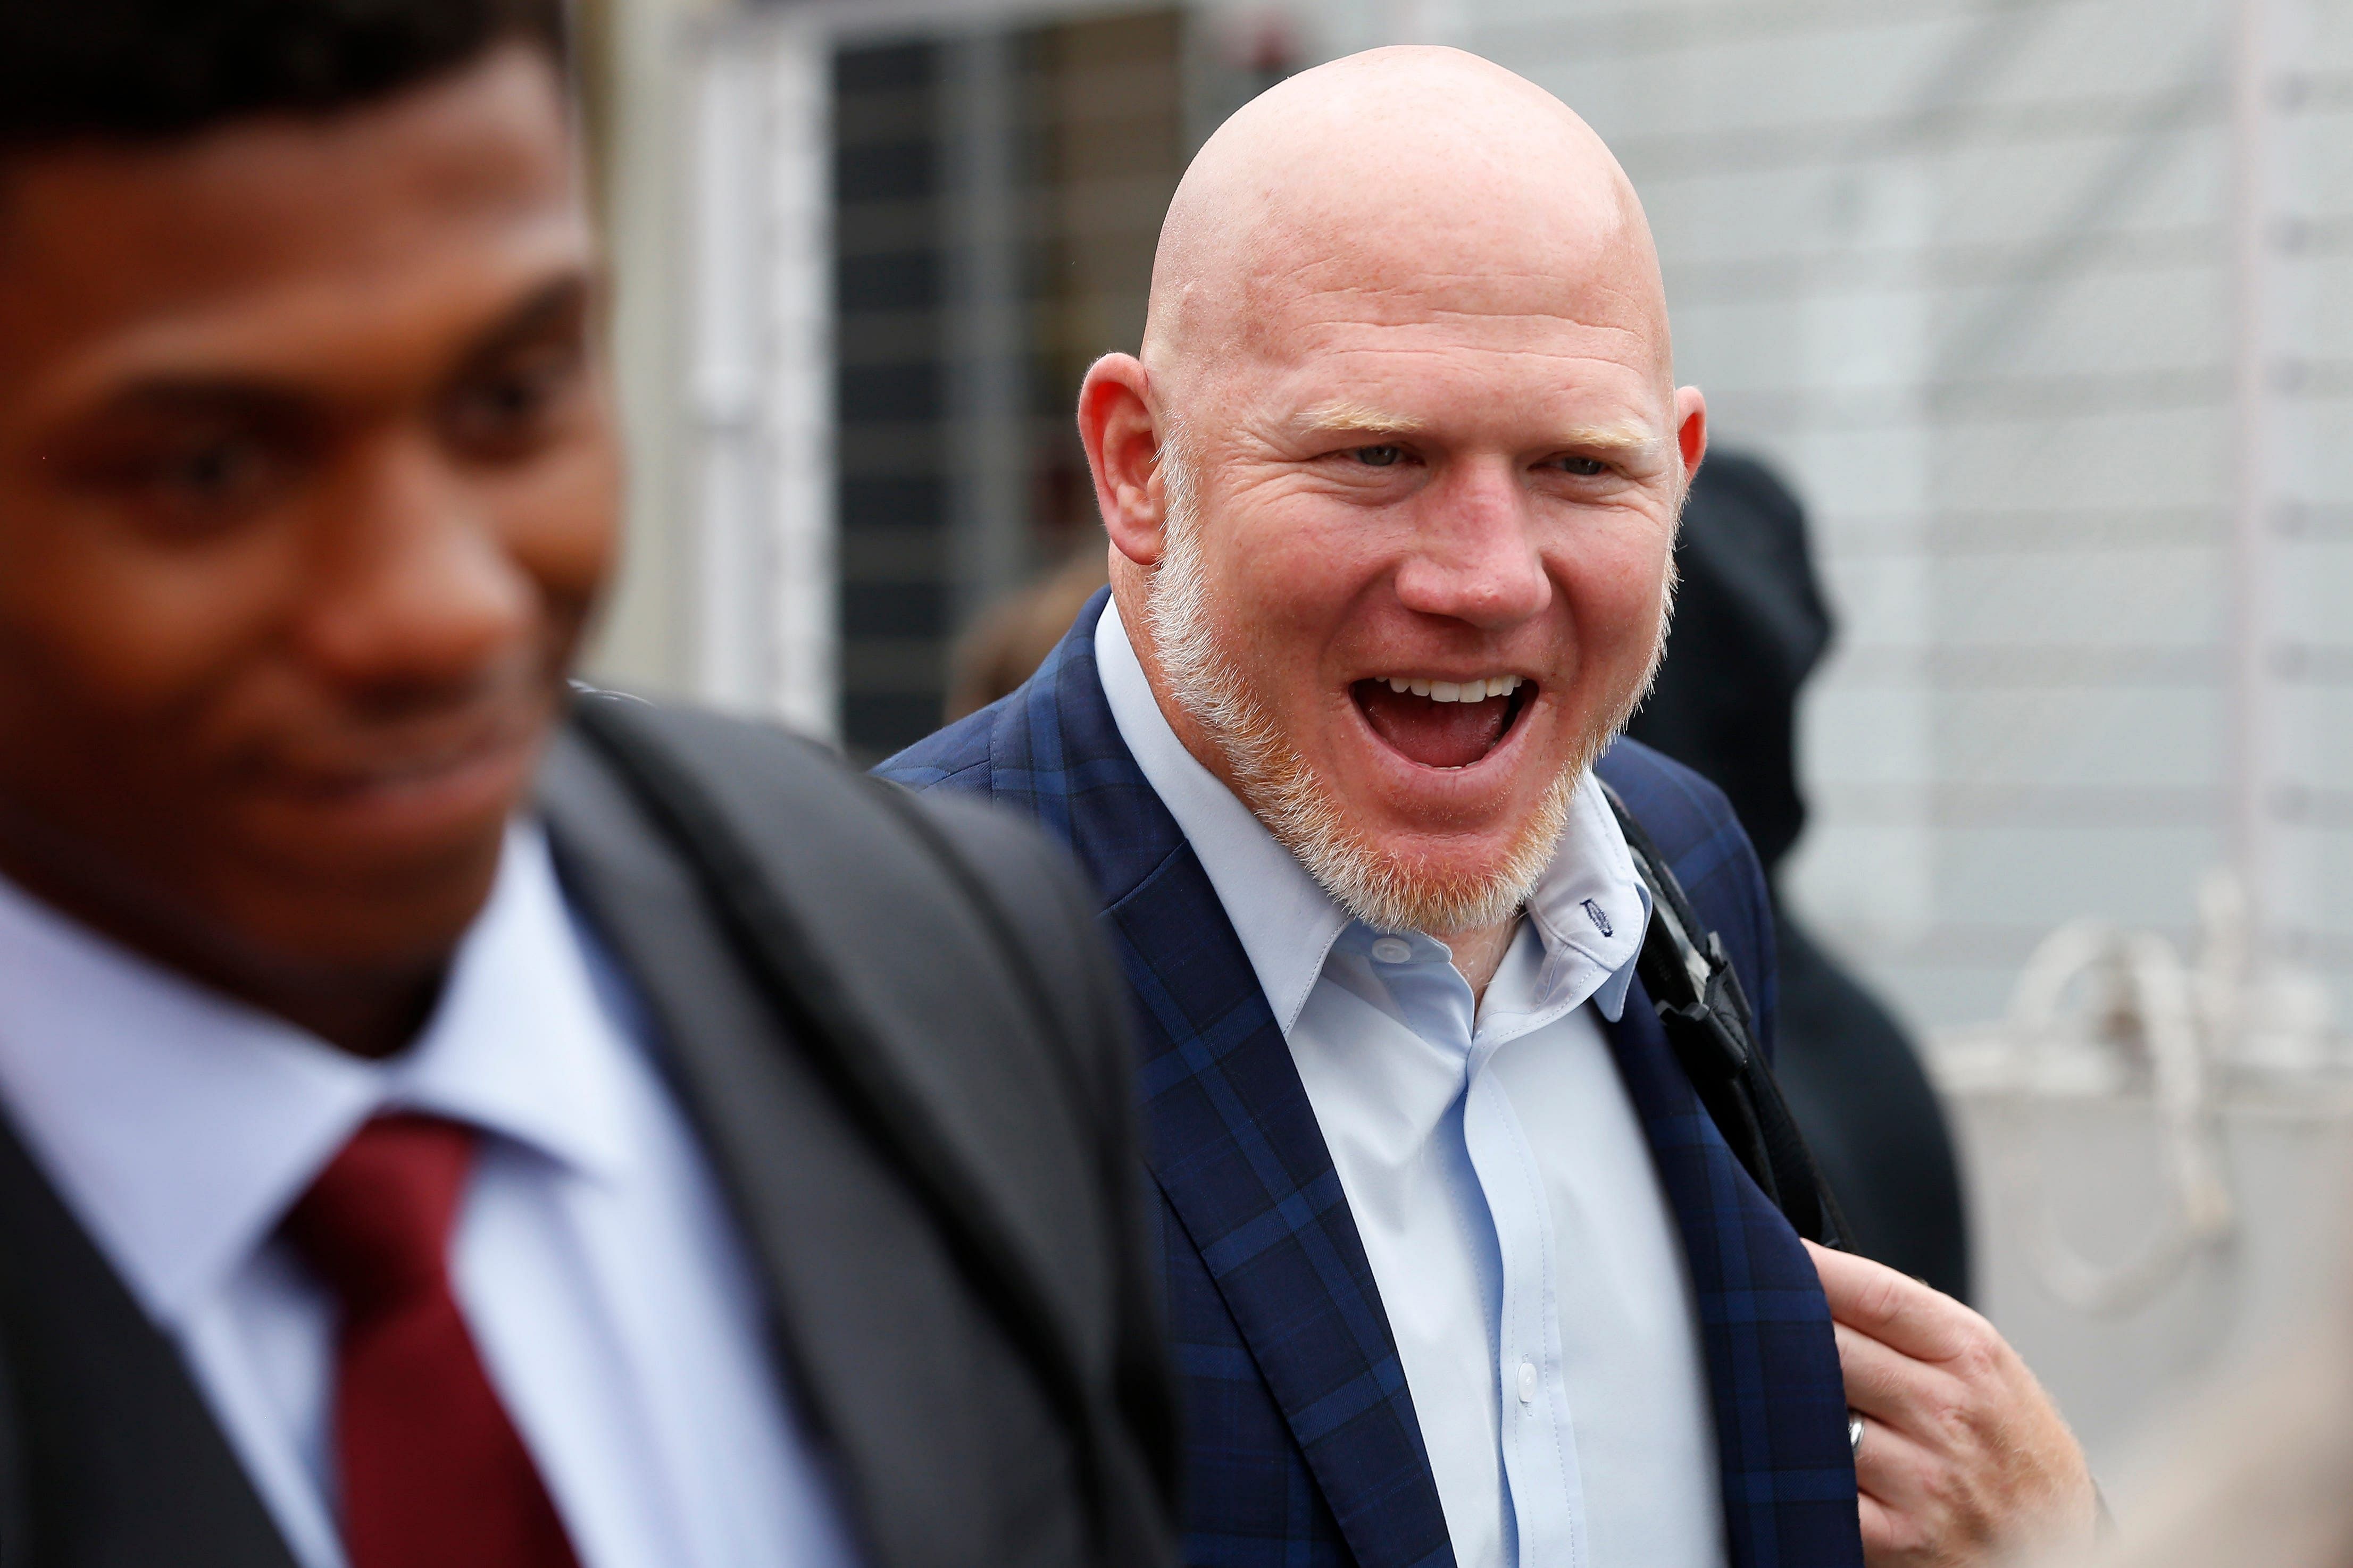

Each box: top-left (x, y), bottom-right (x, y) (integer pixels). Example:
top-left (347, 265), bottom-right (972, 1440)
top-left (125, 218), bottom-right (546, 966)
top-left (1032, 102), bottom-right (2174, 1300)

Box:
top-left (838, 360), bottom-right (944, 423)
top-left (834, 42), bottom-right (936, 96)
top-left (844, 694), bottom-right (952, 763)
top-left (844, 582), bottom-right (946, 640)
top-left (835, 249), bottom-right (940, 313)
top-left (835, 139), bottom-right (937, 204)
top-left (841, 477), bottom-right (946, 531)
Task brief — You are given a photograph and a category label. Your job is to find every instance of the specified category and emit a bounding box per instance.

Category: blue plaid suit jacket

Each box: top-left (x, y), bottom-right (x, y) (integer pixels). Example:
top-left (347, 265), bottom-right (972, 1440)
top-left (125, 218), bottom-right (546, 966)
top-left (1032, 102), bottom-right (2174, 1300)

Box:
top-left (880, 589), bottom-right (1862, 1568)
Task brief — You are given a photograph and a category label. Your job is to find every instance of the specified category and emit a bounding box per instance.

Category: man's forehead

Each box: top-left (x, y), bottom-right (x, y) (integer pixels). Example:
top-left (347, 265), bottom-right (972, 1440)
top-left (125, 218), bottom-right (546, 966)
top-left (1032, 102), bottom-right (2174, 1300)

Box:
top-left (22, 252), bottom-right (593, 421)
top-left (1215, 309), bottom-right (1676, 455)
top-left (0, 202), bottom-right (591, 429)
top-left (1233, 215), bottom-right (1640, 337)
top-left (0, 48), bottom-right (585, 403)
top-left (2, 60), bottom-right (574, 282)
top-left (1192, 208), bottom-right (1673, 417)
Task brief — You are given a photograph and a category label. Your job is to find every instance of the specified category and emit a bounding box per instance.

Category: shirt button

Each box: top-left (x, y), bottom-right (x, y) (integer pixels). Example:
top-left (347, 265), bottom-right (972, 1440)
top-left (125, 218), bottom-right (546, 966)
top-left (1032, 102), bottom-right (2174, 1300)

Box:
top-left (1516, 1360), bottom-right (1538, 1405)
top-left (1370, 936), bottom-right (1414, 964)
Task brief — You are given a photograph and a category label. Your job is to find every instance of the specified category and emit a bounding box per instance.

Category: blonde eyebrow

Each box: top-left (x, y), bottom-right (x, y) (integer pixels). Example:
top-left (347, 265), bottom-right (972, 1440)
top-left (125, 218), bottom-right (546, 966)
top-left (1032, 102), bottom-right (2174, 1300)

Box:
top-left (1551, 420), bottom-right (1665, 459)
top-left (1296, 404), bottom-right (1667, 465)
top-left (1295, 400), bottom-right (1428, 437)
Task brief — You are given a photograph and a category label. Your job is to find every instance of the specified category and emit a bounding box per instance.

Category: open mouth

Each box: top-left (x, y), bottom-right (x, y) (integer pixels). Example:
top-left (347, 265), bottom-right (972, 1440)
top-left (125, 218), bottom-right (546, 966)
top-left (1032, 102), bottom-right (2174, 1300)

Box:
top-left (1350, 674), bottom-right (1535, 770)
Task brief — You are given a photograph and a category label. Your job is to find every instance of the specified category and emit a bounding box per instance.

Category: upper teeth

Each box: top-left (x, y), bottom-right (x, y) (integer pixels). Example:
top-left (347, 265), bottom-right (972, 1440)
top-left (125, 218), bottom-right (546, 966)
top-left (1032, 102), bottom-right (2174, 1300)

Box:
top-left (1384, 675), bottom-right (1525, 702)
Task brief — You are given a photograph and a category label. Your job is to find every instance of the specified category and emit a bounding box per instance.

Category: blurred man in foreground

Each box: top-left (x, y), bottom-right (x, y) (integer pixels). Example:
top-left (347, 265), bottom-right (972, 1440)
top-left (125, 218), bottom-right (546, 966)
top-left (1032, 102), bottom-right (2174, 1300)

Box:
top-left (0, 3), bottom-right (1175, 1564)
top-left (886, 46), bottom-right (2091, 1568)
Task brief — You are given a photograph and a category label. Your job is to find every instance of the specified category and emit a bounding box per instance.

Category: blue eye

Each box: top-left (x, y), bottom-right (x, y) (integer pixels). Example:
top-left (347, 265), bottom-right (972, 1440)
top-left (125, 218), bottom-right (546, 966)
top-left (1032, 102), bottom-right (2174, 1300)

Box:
top-left (1355, 445), bottom-right (1402, 467)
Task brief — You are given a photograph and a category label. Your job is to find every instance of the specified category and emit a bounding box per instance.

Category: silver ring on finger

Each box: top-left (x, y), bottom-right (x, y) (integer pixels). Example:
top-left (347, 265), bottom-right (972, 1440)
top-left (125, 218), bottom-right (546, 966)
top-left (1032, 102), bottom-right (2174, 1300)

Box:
top-left (1848, 1411), bottom-right (1865, 1457)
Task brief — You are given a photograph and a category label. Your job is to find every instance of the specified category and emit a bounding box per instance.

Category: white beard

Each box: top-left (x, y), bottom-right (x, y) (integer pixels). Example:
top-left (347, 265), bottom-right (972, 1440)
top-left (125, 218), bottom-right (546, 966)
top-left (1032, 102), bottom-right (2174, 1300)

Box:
top-left (1142, 437), bottom-right (1659, 936)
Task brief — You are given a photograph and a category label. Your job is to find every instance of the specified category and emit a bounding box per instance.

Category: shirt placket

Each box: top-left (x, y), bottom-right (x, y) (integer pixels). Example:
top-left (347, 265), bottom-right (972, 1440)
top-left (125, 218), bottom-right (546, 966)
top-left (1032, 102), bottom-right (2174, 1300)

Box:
top-left (1464, 1052), bottom-right (1587, 1568)
top-left (1367, 932), bottom-right (1589, 1568)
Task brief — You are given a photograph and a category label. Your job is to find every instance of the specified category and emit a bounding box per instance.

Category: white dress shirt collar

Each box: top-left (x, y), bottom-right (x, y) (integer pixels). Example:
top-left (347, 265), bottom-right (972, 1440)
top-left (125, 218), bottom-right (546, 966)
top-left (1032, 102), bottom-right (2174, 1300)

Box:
top-left (0, 824), bottom-right (633, 1332)
top-left (1094, 597), bottom-right (1650, 1034)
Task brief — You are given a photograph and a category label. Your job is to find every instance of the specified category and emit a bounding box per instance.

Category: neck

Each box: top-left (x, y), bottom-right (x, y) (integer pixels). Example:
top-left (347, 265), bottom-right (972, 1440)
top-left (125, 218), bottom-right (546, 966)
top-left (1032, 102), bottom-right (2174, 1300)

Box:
top-left (0, 820), bottom-right (451, 1061)
top-left (230, 970), bottom-right (448, 1061)
top-left (1111, 570), bottom-right (1249, 802)
top-left (1438, 918), bottom-right (1520, 1004)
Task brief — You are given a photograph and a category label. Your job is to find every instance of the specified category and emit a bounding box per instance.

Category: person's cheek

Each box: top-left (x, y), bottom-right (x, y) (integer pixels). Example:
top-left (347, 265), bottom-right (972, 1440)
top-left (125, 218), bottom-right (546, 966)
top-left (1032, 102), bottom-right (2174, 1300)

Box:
top-left (36, 517), bottom-right (291, 717)
top-left (501, 442), bottom-right (621, 639)
top-left (1581, 526), bottom-right (1670, 653)
top-left (1206, 502), bottom-right (1301, 658)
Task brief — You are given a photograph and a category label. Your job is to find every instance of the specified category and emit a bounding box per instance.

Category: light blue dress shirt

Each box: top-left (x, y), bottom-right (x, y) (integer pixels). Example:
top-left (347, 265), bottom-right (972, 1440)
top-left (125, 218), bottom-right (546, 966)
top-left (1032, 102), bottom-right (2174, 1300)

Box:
top-left (1098, 600), bottom-right (1727, 1568)
top-left (0, 826), bottom-right (859, 1568)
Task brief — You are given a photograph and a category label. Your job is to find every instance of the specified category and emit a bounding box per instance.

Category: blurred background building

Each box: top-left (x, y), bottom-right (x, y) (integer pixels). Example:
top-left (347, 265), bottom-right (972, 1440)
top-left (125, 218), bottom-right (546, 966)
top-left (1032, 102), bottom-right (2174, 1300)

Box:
top-left (578, 0), bottom-right (2353, 1480)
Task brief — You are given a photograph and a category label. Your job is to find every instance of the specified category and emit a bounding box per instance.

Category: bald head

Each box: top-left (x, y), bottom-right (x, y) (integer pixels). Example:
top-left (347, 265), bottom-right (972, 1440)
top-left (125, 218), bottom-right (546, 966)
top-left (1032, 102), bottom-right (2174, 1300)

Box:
top-left (1142, 47), bottom-right (1670, 408)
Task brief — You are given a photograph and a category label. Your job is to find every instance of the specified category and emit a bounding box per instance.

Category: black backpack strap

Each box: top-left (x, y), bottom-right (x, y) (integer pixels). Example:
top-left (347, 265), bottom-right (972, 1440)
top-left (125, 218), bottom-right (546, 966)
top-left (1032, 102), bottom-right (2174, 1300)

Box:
top-left (1600, 781), bottom-right (1850, 1250)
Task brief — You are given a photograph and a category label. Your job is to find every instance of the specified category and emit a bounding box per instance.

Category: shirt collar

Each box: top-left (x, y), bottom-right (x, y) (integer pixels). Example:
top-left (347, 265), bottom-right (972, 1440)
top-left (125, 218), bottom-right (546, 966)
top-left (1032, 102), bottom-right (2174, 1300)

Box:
top-left (1095, 597), bottom-right (1650, 1036)
top-left (1500, 779), bottom-right (1652, 1029)
top-left (0, 824), bottom-right (635, 1329)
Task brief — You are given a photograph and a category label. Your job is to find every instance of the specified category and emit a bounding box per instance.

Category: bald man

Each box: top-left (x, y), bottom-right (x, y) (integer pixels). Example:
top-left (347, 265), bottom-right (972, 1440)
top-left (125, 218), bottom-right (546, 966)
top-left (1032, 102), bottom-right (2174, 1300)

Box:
top-left (884, 47), bottom-right (2094, 1568)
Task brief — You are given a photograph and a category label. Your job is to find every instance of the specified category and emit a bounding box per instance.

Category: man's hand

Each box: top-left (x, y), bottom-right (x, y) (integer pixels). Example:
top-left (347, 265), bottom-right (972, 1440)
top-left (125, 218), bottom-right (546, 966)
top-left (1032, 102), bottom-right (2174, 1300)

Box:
top-left (1808, 1241), bottom-right (2099, 1566)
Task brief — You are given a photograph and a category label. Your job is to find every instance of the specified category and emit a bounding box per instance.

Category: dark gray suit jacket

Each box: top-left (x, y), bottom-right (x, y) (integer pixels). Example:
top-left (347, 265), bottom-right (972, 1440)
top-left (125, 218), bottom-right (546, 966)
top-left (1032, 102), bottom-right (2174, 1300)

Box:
top-left (0, 697), bottom-right (1179, 1568)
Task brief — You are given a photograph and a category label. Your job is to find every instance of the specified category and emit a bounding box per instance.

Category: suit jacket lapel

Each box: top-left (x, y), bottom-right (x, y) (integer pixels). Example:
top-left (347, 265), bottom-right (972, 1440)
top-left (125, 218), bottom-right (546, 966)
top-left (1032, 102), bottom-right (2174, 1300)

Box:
top-left (1603, 990), bottom-right (1864, 1568)
top-left (539, 732), bottom-right (1043, 1568)
top-left (0, 1106), bottom-right (299, 1568)
top-left (984, 599), bottom-right (1455, 1568)
top-left (1590, 741), bottom-right (1861, 1568)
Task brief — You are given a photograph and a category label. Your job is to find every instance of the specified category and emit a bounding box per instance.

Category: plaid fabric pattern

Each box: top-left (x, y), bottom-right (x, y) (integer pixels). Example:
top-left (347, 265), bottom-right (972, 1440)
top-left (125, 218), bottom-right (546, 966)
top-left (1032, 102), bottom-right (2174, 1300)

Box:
top-left (881, 589), bottom-right (1861, 1568)
top-left (1587, 756), bottom-right (1866, 1568)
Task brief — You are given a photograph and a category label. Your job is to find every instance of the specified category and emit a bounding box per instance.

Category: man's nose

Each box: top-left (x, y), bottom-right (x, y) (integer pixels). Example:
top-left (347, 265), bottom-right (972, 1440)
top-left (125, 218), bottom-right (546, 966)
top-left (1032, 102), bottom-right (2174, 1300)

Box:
top-left (293, 436), bottom-right (534, 694)
top-left (1390, 461), bottom-right (1553, 631)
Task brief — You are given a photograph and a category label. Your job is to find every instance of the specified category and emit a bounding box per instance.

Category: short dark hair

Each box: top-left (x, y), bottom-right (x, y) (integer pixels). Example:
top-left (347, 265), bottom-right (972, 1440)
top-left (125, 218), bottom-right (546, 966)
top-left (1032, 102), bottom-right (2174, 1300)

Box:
top-left (0, 0), bottom-right (570, 148)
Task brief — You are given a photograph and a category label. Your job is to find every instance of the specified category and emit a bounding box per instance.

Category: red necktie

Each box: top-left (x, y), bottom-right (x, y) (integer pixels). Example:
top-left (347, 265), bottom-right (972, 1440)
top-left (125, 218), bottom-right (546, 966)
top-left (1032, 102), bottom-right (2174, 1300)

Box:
top-left (283, 1114), bottom-right (583, 1568)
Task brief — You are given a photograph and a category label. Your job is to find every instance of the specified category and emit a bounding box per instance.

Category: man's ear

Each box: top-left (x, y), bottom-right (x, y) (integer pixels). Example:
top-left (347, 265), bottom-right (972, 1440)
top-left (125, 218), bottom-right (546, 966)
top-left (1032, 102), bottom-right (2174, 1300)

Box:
top-left (1672, 385), bottom-right (1708, 486)
top-left (1078, 354), bottom-right (1167, 567)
